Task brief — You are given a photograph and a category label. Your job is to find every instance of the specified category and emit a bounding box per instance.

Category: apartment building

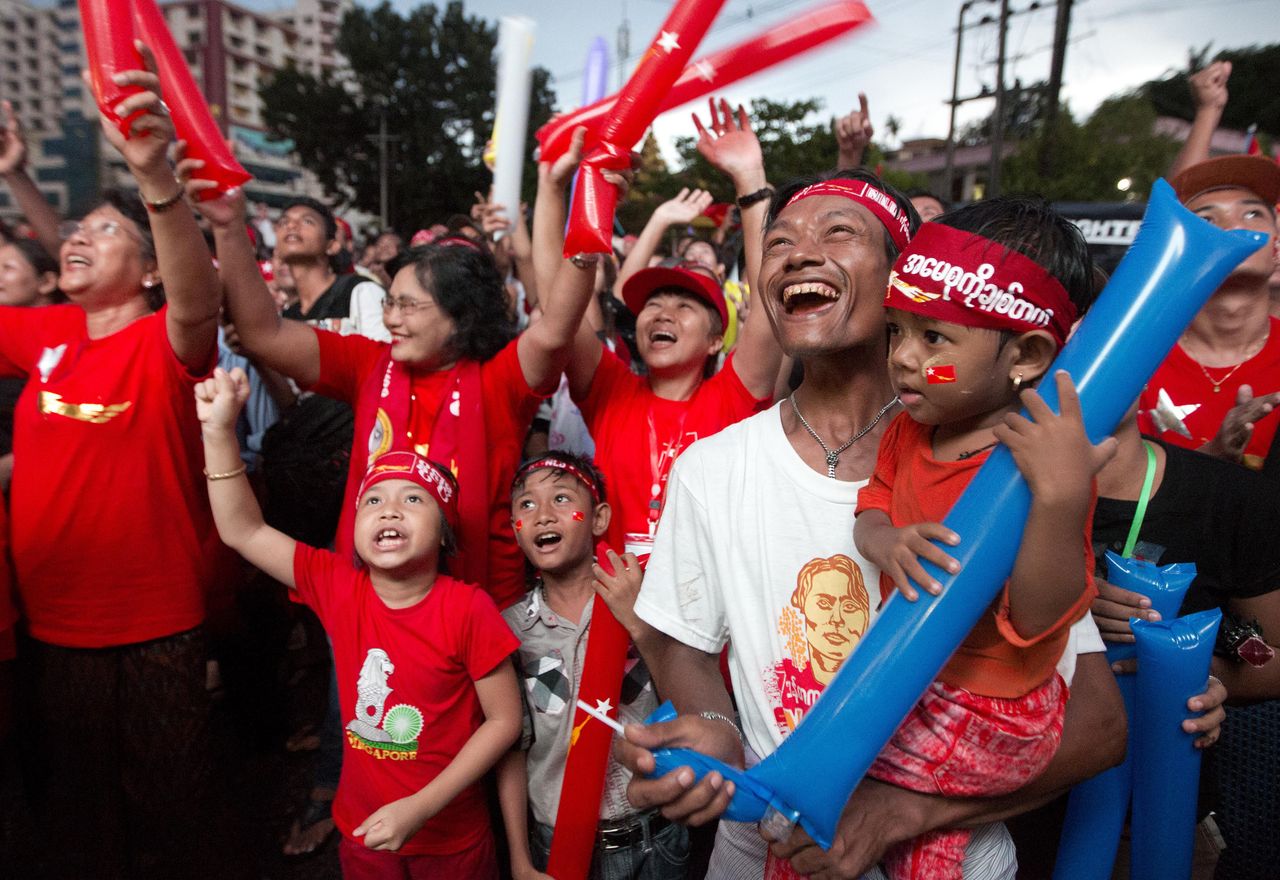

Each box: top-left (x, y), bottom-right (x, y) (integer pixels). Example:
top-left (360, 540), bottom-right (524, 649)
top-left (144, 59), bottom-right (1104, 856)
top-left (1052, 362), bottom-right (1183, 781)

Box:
top-left (0, 0), bottom-right (351, 222)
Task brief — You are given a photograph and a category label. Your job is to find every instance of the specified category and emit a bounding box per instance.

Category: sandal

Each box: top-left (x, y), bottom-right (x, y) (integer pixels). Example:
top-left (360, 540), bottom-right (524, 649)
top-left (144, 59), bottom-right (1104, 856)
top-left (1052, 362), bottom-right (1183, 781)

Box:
top-left (282, 790), bottom-right (336, 857)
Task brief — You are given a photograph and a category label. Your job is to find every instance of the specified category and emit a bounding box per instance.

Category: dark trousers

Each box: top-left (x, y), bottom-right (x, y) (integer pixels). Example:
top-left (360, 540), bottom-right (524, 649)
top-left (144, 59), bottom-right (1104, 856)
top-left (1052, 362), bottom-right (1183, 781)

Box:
top-left (21, 628), bottom-right (235, 880)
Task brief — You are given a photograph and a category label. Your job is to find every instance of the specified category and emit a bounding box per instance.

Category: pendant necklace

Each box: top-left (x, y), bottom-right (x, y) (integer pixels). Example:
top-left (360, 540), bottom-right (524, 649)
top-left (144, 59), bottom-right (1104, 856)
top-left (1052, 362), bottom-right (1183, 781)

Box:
top-left (790, 393), bottom-right (900, 478)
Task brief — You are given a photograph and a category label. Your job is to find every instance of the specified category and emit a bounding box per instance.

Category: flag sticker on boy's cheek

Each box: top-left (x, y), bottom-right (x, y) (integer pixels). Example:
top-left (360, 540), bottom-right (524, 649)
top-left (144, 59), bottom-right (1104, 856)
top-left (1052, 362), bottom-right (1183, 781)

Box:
top-left (515, 520), bottom-right (523, 532)
top-left (925, 364), bottom-right (956, 384)
top-left (571, 511), bottom-right (585, 522)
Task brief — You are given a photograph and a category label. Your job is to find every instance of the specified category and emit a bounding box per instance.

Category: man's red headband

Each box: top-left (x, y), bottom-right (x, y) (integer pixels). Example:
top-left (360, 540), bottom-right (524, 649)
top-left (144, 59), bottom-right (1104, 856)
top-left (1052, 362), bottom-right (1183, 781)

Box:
top-left (513, 456), bottom-right (602, 504)
top-left (784, 180), bottom-right (913, 252)
top-left (884, 223), bottom-right (1076, 347)
top-left (357, 452), bottom-right (459, 531)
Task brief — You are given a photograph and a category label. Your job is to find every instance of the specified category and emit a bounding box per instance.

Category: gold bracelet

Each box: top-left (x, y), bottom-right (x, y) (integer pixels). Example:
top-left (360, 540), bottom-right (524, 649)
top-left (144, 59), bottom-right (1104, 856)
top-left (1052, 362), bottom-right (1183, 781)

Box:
top-left (141, 185), bottom-right (186, 213)
top-left (204, 464), bottom-right (248, 481)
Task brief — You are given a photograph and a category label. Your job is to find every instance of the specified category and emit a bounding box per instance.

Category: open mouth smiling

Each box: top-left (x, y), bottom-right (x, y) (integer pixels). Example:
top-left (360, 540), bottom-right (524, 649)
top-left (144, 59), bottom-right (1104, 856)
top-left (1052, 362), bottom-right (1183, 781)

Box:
top-left (533, 531), bottom-right (563, 549)
top-left (781, 281), bottom-right (840, 314)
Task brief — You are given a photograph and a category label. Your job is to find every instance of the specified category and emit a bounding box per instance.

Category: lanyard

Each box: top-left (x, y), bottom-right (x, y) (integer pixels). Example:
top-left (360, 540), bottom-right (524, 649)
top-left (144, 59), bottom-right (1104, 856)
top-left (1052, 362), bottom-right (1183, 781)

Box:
top-left (1121, 441), bottom-right (1157, 558)
top-left (646, 404), bottom-right (690, 526)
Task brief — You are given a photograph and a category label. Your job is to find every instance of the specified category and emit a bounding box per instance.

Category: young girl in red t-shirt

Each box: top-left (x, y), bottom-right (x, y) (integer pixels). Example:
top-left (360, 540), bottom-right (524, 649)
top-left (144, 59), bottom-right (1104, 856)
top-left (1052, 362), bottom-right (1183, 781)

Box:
top-left (197, 367), bottom-right (520, 879)
top-left (852, 199), bottom-right (1115, 880)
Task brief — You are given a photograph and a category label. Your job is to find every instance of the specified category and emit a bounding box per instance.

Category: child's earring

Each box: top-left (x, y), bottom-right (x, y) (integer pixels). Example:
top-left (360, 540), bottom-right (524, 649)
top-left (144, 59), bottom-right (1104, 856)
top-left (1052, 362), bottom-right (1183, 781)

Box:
top-left (1012, 373), bottom-right (1024, 392)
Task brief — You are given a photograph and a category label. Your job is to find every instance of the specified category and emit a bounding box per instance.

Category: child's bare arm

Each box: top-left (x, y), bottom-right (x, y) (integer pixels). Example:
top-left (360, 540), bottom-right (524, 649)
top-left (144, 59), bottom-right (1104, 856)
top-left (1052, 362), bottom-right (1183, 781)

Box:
top-left (354, 660), bottom-right (522, 852)
top-left (197, 368), bottom-right (298, 588)
top-left (993, 371), bottom-right (1117, 638)
top-left (496, 749), bottom-right (554, 880)
top-left (854, 509), bottom-right (960, 602)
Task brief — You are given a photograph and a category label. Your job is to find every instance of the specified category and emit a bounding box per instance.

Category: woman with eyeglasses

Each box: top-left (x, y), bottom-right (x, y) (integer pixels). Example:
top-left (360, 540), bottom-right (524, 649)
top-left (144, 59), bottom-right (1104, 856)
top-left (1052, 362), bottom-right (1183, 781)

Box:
top-left (0, 46), bottom-right (234, 878)
top-left (187, 127), bottom-right (614, 610)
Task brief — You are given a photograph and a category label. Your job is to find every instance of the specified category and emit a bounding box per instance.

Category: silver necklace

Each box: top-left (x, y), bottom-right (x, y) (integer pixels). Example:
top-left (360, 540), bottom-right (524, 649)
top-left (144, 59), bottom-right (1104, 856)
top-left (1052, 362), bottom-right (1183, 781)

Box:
top-left (789, 393), bottom-right (900, 478)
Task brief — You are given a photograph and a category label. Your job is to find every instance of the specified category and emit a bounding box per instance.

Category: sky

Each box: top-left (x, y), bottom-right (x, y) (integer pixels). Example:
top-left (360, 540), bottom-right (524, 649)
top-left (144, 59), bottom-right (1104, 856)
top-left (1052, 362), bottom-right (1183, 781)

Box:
top-left (393, 0), bottom-right (1280, 161)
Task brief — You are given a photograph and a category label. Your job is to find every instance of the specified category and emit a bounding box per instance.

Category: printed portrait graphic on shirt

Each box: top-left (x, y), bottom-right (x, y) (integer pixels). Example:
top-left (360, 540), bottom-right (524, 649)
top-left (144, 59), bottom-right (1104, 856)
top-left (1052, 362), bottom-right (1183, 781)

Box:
top-left (766, 555), bottom-right (871, 735)
top-left (346, 647), bottom-right (424, 760)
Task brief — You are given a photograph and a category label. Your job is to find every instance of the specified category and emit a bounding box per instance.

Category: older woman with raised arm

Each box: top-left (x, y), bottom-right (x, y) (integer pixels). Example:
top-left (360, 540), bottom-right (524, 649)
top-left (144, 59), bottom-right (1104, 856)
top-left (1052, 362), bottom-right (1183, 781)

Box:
top-left (189, 129), bottom-right (613, 609)
top-left (0, 44), bottom-right (233, 879)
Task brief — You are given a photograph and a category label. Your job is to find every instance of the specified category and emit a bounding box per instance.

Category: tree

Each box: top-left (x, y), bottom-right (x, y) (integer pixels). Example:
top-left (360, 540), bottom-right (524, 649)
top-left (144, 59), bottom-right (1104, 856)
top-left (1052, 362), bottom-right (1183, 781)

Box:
top-left (260, 1), bottom-right (557, 233)
top-left (1001, 95), bottom-right (1180, 201)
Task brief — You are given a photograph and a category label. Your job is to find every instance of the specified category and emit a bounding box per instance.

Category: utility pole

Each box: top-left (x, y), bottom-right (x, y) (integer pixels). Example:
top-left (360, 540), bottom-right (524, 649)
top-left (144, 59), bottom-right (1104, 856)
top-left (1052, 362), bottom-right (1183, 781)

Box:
top-left (1037, 0), bottom-right (1073, 177)
top-left (365, 108), bottom-right (402, 229)
top-left (943, 1), bottom-right (994, 200)
top-left (988, 0), bottom-right (1011, 198)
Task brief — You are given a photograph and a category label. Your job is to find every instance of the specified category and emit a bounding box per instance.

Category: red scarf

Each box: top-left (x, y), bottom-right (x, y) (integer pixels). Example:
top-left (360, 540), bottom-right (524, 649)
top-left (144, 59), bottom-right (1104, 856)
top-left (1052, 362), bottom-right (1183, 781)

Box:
top-left (342, 349), bottom-right (489, 588)
top-left (546, 542), bottom-right (634, 879)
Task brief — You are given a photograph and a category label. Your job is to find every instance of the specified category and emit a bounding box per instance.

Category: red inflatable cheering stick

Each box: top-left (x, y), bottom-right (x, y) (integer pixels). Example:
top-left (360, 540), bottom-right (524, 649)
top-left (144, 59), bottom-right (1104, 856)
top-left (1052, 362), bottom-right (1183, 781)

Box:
top-left (539, 1), bottom-right (874, 165)
top-left (545, 542), bottom-right (638, 880)
top-left (132, 0), bottom-right (250, 197)
top-left (79, 0), bottom-right (145, 137)
top-left (563, 0), bottom-right (728, 256)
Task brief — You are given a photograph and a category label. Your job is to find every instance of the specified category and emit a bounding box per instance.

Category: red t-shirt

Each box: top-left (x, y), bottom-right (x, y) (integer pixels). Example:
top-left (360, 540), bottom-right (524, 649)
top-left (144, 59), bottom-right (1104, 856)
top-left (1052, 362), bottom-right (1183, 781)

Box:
top-left (311, 332), bottom-right (546, 608)
top-left (856, 413), bottom-right (1096, 699)
top-left (577, 350), bottom-right (769, 550)
top-left (1138, 316), bottom-right (1280, 469)
top-left (0, 305), bottom-right (220, 647)
top-left (292, 543), bottom-right (518, 856)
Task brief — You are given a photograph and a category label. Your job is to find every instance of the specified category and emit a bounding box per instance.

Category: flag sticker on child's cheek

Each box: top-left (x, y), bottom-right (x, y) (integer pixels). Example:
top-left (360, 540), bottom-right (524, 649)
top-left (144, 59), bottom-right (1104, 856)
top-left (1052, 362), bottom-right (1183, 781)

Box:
top-left (925, 364), bottom-right (957, 384)
top-left (515, 520), bottom-right (523, 532)
top-left (572, 511), bottom-right (585, 522)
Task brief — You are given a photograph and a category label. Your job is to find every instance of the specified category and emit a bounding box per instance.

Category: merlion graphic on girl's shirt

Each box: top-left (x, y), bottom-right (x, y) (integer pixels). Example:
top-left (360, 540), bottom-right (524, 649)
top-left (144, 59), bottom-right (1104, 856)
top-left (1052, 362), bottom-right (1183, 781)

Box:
top-left (346, 647), bottom-right (425, 758)
top-left (765, 555), bottom-right (871, 736)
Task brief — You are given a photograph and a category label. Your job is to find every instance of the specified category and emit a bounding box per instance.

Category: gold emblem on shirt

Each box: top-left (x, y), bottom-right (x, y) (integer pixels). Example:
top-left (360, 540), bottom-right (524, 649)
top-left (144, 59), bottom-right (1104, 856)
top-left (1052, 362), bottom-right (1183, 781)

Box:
top-left (39, 391), bottom-right (132, 424)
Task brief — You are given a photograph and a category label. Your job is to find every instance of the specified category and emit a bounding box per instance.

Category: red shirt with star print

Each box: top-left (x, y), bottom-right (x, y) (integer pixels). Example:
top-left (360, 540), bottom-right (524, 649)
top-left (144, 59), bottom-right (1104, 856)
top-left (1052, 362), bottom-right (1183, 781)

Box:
top-left (1138, 317), bottom-right (1280, 469)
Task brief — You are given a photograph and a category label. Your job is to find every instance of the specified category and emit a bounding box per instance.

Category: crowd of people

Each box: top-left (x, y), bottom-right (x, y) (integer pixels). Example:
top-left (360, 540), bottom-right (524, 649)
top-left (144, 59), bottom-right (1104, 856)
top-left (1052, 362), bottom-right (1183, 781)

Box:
top-left (0, 35), bottom-right (1277, 880)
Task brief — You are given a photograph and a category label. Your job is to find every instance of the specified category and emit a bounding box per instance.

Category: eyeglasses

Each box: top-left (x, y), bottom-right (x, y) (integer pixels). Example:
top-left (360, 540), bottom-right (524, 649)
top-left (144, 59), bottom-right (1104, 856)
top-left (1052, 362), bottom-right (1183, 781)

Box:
top-left (381, 295), bottom-right (437, 316)
top-left (58, 219), bottom-right (143, 243)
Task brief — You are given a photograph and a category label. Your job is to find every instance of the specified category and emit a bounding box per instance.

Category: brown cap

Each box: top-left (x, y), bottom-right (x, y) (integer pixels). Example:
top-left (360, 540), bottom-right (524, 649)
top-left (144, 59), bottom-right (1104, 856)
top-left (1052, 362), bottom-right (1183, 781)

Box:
top-left (622, 261), bottom-right (728, 329)
top-left (1172, 154), bottom-right (1280, 207)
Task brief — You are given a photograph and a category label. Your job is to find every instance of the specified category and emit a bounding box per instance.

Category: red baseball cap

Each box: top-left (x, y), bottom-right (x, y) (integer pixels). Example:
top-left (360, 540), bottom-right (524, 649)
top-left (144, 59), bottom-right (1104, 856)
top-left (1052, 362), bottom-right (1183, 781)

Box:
top-left (621, 261), bottom-right (728, 329)
top-left (1172, 154), bottom-right (1280, 207)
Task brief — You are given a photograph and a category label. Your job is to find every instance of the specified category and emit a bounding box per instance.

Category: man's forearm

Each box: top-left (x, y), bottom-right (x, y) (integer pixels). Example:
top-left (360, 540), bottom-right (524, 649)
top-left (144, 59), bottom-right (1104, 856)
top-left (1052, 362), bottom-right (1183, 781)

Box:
top-left (643, 628), bottom-right (735, 720)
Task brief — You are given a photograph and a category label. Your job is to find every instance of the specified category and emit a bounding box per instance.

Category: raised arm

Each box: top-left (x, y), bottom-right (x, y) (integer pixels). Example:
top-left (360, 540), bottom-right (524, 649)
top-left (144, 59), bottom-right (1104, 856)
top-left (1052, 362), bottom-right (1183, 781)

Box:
top-left (0, 101), bottom-right (62, 257)
top-left (692, 99), bottom-right (781, 399)
top-left (835, 93), bottom-right (874, 170)
top-left (518, 148), bottom-right (628, 392)
top-left (615, 188), bottom-right (713, 296)
top-left (185, 175), bottom-right (320, 387)
top-left (96, 44), bottom-right (221, 371)
top-left (1169, 61), bottom-right (1230, 179)
top-left (196, 367), bottom-right (298, 587)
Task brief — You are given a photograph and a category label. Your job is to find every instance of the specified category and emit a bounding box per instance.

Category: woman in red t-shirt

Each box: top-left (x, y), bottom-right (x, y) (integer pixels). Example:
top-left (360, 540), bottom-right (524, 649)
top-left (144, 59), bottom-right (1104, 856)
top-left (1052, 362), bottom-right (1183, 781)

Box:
top-left (191, 137), bottom-right (620, 608)
top-left (0, 50), bottom-right (230, 877)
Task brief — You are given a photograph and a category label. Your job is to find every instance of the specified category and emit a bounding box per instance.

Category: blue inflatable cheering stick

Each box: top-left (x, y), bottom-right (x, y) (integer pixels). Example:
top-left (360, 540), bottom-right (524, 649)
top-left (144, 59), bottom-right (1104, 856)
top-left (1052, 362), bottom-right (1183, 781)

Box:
top-left (1129, 609), bottom-right (1222, 880)
top-left (637, 179), bottom-right (1265, 848)
top-left (1053, 553), bottom-right (1197, 880)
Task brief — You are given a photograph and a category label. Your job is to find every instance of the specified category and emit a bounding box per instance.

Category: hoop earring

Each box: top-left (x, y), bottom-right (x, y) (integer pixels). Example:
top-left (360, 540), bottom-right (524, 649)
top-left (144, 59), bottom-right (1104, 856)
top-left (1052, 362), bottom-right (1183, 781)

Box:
top-left (1012, 373), bottom-right (1024, 392)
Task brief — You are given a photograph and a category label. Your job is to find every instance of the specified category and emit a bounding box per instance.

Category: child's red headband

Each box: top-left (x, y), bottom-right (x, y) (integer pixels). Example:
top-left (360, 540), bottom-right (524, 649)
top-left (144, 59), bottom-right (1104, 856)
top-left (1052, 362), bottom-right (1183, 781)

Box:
top-left (513, 456), bottom-right (602, 504)
top-left (783, 180), bottom-right (913, 252)
top-left (884, 223), bottom-right (1076, 348)
top-left (357, 452), bottom-right (459, 531)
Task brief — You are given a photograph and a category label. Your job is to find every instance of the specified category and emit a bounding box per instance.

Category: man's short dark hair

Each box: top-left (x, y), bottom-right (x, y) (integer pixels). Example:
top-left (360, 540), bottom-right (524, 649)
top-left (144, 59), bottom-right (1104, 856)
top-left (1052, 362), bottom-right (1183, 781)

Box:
top-left (281, 196), bottom-right (337, 242)
top-left (935, 197), bottom-right (1096, 318)
top-left (766, 169), bottom-right (921, 264)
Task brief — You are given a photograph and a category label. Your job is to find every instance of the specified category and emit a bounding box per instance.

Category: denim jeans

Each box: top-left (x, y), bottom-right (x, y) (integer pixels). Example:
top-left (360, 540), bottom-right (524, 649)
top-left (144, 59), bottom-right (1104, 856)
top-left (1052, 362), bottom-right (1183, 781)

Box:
top-left (531, 815), bottom-right (690, 880)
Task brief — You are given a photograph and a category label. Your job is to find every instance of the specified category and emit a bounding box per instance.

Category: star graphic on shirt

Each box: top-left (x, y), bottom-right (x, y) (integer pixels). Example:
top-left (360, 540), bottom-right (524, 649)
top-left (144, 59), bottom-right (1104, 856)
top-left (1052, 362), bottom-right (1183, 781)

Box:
top-left (656, 30), bottom-right (681, 53)
top-left (593, 698), bottom-right (614, 717)
top-left (694, 59), bottom-right (717, 82)
top-left (1146, 387), bottom-right (1199, 439)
